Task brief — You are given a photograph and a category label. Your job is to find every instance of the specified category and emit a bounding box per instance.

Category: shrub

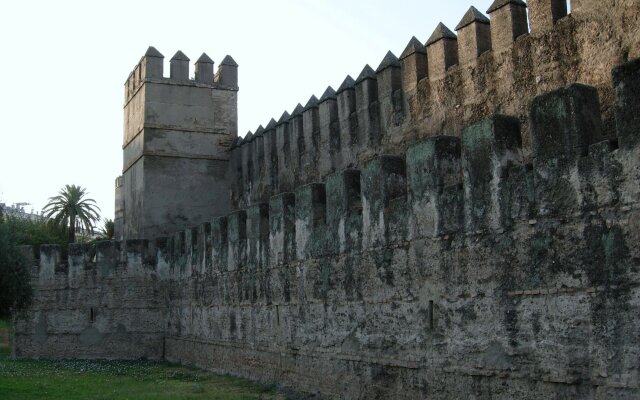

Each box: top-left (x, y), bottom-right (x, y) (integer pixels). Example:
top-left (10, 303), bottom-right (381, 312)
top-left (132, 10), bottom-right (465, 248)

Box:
top-left (0, 223), bottom-right (32, 319)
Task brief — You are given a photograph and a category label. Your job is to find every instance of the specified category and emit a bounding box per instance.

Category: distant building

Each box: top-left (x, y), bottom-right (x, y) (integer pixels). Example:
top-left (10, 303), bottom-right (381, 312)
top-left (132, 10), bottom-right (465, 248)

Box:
top-left (0, 203), bottom-right (42, 222)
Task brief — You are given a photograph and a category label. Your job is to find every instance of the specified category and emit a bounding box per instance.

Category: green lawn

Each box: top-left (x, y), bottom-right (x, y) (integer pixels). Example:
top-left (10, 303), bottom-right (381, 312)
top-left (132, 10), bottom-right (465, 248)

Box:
top-left (0, 320), bottom-right (279, 400)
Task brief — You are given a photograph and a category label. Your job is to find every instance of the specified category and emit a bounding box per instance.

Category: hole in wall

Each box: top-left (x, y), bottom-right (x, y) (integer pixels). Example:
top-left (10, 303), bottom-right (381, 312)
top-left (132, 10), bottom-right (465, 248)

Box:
top-left (90, 307), bottom-right (96, 323)
top-left (429, 300), bottom-right (434, 330)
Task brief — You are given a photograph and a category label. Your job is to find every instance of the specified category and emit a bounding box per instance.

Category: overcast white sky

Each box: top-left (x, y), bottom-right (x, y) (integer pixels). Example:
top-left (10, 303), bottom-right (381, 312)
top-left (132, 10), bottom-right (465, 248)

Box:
top-left (0, 0), bottom-right (496, 223)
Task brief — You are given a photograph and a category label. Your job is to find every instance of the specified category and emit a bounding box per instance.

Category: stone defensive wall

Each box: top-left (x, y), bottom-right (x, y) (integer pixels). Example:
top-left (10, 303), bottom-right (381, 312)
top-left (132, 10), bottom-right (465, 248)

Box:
top-left (15, 56), bottom-right (640, 397)
top-left (228, 0), bottom-right (640, 209)
top-left (13, 0), bottom-right (640, 399)
top-left (13, 242), bottom-right (165, 360)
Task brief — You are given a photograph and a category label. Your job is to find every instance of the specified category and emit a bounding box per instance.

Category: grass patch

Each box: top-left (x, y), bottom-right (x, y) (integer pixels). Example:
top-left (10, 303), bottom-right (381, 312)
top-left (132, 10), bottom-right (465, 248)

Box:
top-left (0, 320), bottom-right (279, 399)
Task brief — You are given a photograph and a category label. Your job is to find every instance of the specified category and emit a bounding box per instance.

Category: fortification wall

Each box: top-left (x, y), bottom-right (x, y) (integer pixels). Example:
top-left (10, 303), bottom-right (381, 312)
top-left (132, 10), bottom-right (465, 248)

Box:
top-left (13, 242), bottom-right (165, 360)
top-left (13, 1), bottom-right (640, 398)
top-left (229, 0), bottom-right (640, 210)
top-left (158, 56), bottom-right (640, 397)
top-left (15, 65), bottom-right (640, 396)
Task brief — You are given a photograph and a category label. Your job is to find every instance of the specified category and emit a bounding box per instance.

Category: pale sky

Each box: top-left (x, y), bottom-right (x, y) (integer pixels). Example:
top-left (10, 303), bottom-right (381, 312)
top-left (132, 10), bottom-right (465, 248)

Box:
top-left (0, 0), bottom-right (496, 224)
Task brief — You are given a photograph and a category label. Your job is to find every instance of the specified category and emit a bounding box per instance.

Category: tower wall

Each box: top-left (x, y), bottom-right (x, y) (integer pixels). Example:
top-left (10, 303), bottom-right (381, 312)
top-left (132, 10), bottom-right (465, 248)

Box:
top-left (119, 49), bottom-right (238, 240)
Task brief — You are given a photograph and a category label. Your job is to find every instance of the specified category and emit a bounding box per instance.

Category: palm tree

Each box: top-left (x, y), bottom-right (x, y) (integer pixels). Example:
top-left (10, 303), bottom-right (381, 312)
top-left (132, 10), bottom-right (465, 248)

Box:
top-left (42, 185), bottom-right (101, 243)
top-left (97, 219), bottom-right (115, 240)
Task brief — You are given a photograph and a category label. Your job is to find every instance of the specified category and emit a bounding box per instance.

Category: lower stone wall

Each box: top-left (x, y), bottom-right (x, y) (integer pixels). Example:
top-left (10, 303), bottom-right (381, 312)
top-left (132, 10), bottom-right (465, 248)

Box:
top-left (162, 211), bottom-right (640, 399)
top-left (13, 242), bottom-right (165, 361)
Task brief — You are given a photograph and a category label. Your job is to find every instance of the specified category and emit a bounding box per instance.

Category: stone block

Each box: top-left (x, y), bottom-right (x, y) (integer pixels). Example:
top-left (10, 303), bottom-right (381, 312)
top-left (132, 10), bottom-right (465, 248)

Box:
top-left (530, 84), bottom-right (603, 215)
top-left (326, 169), bottom-right (363, 253)
top-left (195, 53), bottom-right (214, 84)
top-left (172, 230), bottom-right (187, 276)
top-left (355, 65), bottom-right (381, 147)
top-left (247, 203), bottom-right (269, 268)
top-left (336, 76), bottom-right (358, 168)
top-left (154, 237), bottom-right (170, 279)
top-left (141, 46), bottom-right (163, 79)
top-left (288, 108), bottom-right (304, 180)
top-left (426, 23), bottom-right (459, 79)
top-left (456, 7), bottom-right (492, 65)
top-left (276, 113), bottom-right (293, 193)
top-left (527, 0), bottom-right (568, 33)
top-left (487, 0), bottom-right (528, 51)
top-left (295, 183), bottom-right (326, 259)
top-left (531, 84), bottom-right (602, 160)
top-left (211, 216), bottom-right (228, 273)
top-left (406, 136), bottom-right (462, 238)
top-left (170, 50), bottom-right (190, 81)
top-left (362, 156), bottom-right (406, 247)
top-left (400, 37), bottom-right (428, 91)
top-left (216, 55), bottom-right (238, 89)
top-left (96, 241), bottom-right (120, 278)
top-left (376, 51), bottom-right (404, 132)
top-left (301, 97), bottom-right (321, 181)
top-left (263, 120), bottom-right (278, 200)
top-left (318, 87), bottom-right (340, 176)
top-left (227, 211), bottom-right (247, 271)
top-left (269, 193), bottom-right (296, 266)
top-left (125, 239), bottom-right (149, 273)
top-left (613, 57), bottom-right (640, 150)
top-left (198, 222), bottom-right (212, 273)
top-left (462, 115), bottom-right (523, 232)
top-left (578, 139), bottom-right (621, 210)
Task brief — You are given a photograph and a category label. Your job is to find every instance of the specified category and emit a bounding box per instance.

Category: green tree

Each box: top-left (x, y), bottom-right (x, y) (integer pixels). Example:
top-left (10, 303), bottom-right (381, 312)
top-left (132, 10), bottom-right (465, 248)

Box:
top-left (0, 207), bottom-right (32, 318)
top-left (97, 219), bottom-right (115, 240)
top-left (42, 185), bottom-right (101, 243)
top-left (4, 215), bottom-right (67, 258)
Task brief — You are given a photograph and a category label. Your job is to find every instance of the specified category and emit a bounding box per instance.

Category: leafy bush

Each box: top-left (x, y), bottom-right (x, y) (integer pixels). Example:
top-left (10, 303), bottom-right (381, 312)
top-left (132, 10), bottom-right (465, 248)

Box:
top-left (0, 206), bottom-right (66, 318)
top-left (0, 223), bottom-right (32, 319)
top-left (2, 216), bottom-right (67, 258)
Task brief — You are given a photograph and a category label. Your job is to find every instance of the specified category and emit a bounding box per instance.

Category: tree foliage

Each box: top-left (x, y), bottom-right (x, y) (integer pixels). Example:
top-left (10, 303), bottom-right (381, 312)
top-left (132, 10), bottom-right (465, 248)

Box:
top-left (97, 219), bottom-right (115, 241)
top-left (0, 208), bottom-right (33, 318)
top-left (3, 216), bottom-right (67, 257)
top-left (42, 185), bottom-right (101, 243)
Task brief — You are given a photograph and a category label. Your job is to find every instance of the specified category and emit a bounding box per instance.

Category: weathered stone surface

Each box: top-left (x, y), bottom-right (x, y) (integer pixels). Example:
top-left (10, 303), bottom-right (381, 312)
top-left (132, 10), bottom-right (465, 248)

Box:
top-left (613, 57), bottom-right (640, 149)
top-left (406, 136), bottom-right (462, 239)
top-left (530, 84), bottom-right (603, 216)
top-left (16, 4), bottom-right (640, 400)
top-left (462, 115), bottom-right (523, 232)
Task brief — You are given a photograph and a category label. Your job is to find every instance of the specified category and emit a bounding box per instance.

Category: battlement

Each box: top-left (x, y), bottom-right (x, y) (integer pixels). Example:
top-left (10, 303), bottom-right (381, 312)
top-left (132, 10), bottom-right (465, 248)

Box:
top-left (124, 47), bottom-right (238, 105)
top-left (119, 46), bottom-right (238, 240)
top-left (35, 56), bottom-right (635, 287)
top-left (229, 0), bottom-right (638, 208)
top-left (160, 65), bottom-right (640, 278)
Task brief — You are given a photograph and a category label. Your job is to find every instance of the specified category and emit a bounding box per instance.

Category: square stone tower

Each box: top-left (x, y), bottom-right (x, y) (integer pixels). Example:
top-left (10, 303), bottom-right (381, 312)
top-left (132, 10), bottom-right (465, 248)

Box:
top-left (115, 47), bottom-right (238, 240)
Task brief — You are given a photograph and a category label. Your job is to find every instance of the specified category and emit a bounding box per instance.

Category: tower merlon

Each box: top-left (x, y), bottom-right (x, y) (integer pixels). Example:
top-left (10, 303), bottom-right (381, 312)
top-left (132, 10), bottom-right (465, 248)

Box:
top-left (215, 55), bottom-right (239, 89)
top-left (426, 23), bottom-right (459, 79)
top-left (400, 37), bottom-right (428, 91)
top-left (336, 75), bottom-right (356, 94)
top-left (455, 6), bottom-right (492, 65)
top-left (527, 0), bottom-right (568, 33)
top-left (195, 52), bottom-right (215, 84)
top-left (170, 50), bottom-right (190, 81)
top-left (142, 46), bottom-right (164, 79)
top-left (486, 0), bottom-right (528, 51)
